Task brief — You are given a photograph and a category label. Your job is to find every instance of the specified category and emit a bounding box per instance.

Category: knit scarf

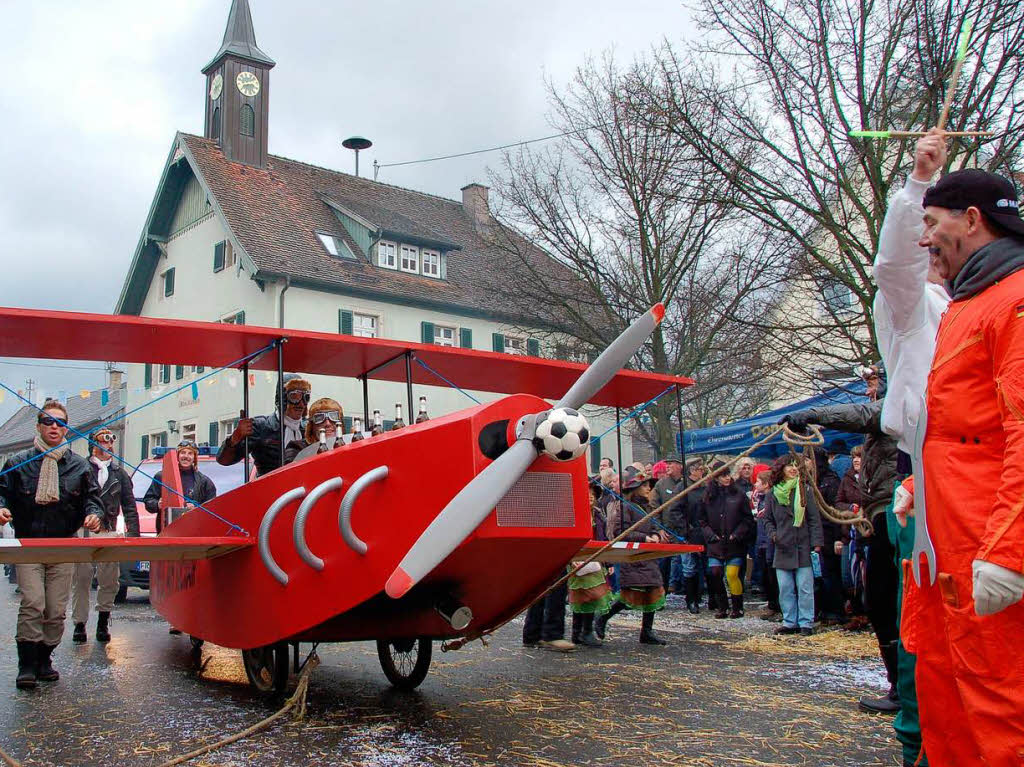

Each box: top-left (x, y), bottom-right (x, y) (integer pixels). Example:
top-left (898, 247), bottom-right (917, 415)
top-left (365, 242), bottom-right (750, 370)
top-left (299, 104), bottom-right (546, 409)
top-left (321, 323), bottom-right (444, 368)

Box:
top-left (773, 477), bottom-right (805, 528)
top-left (33, 436), bottom-right (69, 505)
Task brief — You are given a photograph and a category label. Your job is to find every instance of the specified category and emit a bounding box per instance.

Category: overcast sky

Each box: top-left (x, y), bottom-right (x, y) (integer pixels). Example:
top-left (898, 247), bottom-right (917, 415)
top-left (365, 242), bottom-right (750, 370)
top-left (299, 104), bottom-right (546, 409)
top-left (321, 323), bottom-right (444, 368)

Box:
top-left (0, 0), bottom-right (691, 423)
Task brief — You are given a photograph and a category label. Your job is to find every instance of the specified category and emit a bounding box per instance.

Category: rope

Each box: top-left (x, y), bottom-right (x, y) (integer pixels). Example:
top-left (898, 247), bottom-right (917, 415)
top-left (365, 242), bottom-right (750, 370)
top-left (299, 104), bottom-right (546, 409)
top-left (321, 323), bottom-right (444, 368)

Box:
top-left (0, 746), bottom-right (22, 767)
top-left (155, 652), bottom-right (320, 767)
top-left (789, 440), bottom-right (874, 537)
top-left (588, 384), bottom-right (676, 445)
top-left (441, 423), bottom-right (823, 651)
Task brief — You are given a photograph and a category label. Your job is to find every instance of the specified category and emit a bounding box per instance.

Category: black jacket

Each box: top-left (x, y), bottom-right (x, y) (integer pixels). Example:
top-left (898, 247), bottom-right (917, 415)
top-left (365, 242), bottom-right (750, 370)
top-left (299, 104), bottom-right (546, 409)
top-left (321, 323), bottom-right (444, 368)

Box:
top-left (651, 476), bottom-right (687, 539)
top-left (89, 459), bottom-right (139, 536)
top-left (144, 468), bottom-right (217, 532)
top-left (217, 413), bottom-right (305, 476)
top-left (684, 485), bottom-right (707, 545)
top-left (0, 448), bottom-right (103, 538)
top-left (699, 483), bottom-right (754, 560)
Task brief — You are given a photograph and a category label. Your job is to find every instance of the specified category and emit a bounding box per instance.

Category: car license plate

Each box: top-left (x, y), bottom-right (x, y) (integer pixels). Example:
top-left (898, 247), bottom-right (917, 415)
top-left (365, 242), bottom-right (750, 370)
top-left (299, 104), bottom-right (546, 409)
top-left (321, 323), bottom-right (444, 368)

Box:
top-left (138, 561), bottom-right (150, 572)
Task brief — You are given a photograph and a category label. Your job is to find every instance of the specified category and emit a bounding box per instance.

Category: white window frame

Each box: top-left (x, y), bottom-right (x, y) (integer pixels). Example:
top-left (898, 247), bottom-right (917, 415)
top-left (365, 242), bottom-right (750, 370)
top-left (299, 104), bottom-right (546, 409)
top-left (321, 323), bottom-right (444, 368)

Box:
top-left (224, 240), bottom-right (236, 268)
top-left (316, 232), bottom-right (339, 256)
top-left (219, 417), bottom-right (239, 441)
top-left (421, 249), bottom-right (441, 278)
top-left (504, 336), bottom-right (526, 355)
top-left (352, 312), bottom-right (379, 339)
top-left (220, 310), bottom-right (245, 325)
top-left (149, 431), bottom-right (168, 450)
top-left (180, 421), bottom-right (198, 445)
top-left (377, 240), bottom-right (397, 270)
top-left (400, 244), bottom-right (419, 274)
top-left (433, 325), bottom-right (457, 347)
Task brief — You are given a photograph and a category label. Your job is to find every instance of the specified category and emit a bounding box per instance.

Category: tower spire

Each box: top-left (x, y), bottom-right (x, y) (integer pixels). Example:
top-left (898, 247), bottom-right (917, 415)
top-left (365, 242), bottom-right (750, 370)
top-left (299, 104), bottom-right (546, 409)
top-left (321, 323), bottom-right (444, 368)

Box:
top-left (202, 0), bottom-right (275, 74)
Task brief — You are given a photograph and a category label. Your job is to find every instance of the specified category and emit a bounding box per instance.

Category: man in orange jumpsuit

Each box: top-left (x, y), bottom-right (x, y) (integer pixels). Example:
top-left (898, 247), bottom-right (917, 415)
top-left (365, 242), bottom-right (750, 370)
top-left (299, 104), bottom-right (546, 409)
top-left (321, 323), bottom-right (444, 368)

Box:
top-left (907, 169), bottom-right (1024, 766)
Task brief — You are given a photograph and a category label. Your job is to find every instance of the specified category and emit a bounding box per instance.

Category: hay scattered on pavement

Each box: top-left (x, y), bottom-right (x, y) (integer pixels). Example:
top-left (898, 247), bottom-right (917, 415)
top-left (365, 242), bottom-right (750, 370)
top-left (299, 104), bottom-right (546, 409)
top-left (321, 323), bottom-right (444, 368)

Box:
top-left (732, 629), bottom-right (877, 660)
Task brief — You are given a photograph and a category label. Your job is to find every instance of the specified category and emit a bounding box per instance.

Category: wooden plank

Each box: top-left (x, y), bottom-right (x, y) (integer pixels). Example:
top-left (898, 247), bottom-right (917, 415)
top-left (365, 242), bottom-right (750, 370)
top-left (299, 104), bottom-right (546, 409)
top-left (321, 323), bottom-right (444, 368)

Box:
top-left (575, 540), bottom-right (703, 564)
top-left (0, 536), bottom-right (253, 565)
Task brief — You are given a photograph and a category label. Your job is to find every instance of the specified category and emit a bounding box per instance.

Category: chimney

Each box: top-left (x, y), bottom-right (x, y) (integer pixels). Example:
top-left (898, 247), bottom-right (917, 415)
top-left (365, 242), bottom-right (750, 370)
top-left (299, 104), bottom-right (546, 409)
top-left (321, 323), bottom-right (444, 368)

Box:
top-left (461, 183), bottom-right (490, 230)
top-left (108, 369), bottom-right (124, 390)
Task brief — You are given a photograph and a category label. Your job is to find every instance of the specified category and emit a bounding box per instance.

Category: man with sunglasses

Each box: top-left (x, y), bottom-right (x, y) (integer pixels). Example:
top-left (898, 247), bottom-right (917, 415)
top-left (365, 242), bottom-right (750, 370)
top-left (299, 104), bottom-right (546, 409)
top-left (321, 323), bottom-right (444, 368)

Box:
top-left (143, 442), bottom-right (217, 534)
top-left (216, 373), bottom-right (311, 476)
top-left (0, 400), bottom-right (102, 689)
top-left (71, 428), bottom-right (139, 644)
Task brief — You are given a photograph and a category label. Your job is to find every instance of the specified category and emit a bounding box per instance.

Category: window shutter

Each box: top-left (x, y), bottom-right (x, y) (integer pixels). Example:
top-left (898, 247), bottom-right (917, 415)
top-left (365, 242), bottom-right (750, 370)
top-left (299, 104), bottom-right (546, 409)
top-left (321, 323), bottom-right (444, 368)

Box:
top-left (196, 365), bottom-right (205, 374)
top-left (236, 310), bottom-right (245, 325)
top-left (164, 268), bottom-right (175, 297)
top-left (141, 434), bottom-right (150, 461)
top-left (590, 440), bottom-right (601, 474)
top-left (338, 309), bottom-right (353, 335)
top-left (459, 328), bottom-right (472, 349)
top-left (144, 364), bottom-right (152, 389)
top-left (209, 422), bottom-right (219, 446)
top-left (492, 333), bottom-right (505, 353)
top-left (421, 321), bottom-right (435, 344)
top-left (213, 242), bottom-right (225, 272)
top-left (161, 365), bottom-right (170, 384)
top-left (527, 338), bottom-right (540, 357)
top-left (175, 365), bottom-right (184, 380)
top-left (343, 416), bottom-right (352, 432)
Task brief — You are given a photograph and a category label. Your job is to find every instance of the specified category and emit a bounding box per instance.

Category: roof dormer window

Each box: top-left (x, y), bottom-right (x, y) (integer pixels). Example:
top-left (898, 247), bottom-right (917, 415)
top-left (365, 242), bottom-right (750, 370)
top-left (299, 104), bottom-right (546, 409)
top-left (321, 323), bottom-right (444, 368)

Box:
top-left (400, 244), bottom-right (419, 274)
top-left (421, 249), bottom-right (441, 278)
top-left (377, 240), bottom-right (397, 270)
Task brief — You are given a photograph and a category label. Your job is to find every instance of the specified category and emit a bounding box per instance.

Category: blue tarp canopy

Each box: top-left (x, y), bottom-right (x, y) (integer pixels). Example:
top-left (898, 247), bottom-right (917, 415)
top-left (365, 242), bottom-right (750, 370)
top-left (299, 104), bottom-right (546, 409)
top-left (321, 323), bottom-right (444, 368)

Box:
top-left (679, 381), bottom-right (868, 460)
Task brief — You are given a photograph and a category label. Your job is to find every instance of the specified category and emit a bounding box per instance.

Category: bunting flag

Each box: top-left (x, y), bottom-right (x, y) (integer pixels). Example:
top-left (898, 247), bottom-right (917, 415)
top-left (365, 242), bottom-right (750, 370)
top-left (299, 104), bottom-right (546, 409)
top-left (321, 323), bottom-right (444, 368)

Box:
top-left (265, 372), bottom-right (274, 383)
top-left (57, 390), bottom-right (67, 403)
top-left (249, 373), bottom-right (256, 386)
top-left (80, 390), bottom-right (91, 399)
top-left (227, 374), bottom-right (238, 389)
top-left (191, 382), bottom-right (199, 401)
top-left (101, 390), bottom-right (109, 406)
top-left (0, 391), bottom-right (4, 404)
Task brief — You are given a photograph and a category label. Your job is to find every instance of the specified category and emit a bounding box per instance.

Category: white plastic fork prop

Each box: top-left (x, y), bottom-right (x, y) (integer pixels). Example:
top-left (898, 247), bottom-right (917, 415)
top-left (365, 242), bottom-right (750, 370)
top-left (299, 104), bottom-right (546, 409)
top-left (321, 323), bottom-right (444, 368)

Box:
top-left (385, 303), bottom-right (666, 599)
top-left (911, 395), bottom-right (937, 586)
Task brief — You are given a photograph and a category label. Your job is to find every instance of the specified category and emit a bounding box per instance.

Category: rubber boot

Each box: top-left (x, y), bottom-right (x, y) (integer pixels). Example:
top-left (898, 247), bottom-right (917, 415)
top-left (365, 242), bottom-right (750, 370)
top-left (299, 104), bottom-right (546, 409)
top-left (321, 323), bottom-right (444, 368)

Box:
top-left (639, 611), bottom-right (667, 645)
top-left (578, 614), bottom-right (602, 647)
top-left (859, 640), bottom-right (900, 713)
top-left (571, 613), bottom-right (583, 645)
top-left (72, 622), bottom-right (87, 644)
top-left (96, 611), bottom-right (111, 643)
top-left (594, 601), bottom-right (626, 640)
top-left (684, 576), bottom-right (700, 615)
top-left (15, 641), bottom-right (37, 690)
top-left (35, 642), bottom-right (59, 682)
top-left (711, 578), bottom-right (729, 619)
top-left (729, 593), bottom-right (744, 619)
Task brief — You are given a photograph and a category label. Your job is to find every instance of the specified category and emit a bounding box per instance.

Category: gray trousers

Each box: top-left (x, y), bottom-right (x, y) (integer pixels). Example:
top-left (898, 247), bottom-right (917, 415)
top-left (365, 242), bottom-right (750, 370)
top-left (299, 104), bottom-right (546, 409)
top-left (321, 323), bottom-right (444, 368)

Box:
top-left (72, 561), bottom-right (120, 623)
top-left (16, 563), bottom-right (73, 645)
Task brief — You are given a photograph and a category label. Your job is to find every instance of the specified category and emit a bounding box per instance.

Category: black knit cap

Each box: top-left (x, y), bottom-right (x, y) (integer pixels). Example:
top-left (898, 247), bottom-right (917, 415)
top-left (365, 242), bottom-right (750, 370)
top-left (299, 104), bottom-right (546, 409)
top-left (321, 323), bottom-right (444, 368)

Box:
top-left (923, 169), bottom-right (1024, 238)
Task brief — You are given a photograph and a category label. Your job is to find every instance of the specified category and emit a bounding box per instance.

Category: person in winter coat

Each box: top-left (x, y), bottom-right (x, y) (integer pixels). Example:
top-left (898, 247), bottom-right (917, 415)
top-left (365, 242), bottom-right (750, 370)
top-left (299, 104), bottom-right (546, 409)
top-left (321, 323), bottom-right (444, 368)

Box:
top-left (143, 442), bottom-right (217, 533)
top-left (808, 450), bottom-right (844, 625)
top-left (682, 460), bottom-right (709, 612)
top-left (650, 454), bottom-right (686, 594)
top-left (217, 374), bottom-right (310, 476)
top-left (763, 455), bottom-right (824, 636)
top-left (568, 483), bottom-right (615, 647)
top-left (752, 471), bottom-right (781, 617)
top-left (700, 461), bottom-right (755, 619)
top-left (595, 467), bottom-right (667, 644)
top-left (282, 398), bottom-right (345, 463)
top-left (0, 401), bottom-right (103, 689)
top-left (71, 428), bottom-right (139, 645)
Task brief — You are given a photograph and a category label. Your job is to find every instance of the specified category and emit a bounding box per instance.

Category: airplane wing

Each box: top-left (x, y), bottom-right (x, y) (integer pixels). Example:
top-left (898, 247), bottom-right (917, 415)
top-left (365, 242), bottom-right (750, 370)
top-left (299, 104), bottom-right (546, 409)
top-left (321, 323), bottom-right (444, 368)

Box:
top-left (575, 540), bottom-right (703, 563)
top-left (0, 536), bottom-right (253, 564)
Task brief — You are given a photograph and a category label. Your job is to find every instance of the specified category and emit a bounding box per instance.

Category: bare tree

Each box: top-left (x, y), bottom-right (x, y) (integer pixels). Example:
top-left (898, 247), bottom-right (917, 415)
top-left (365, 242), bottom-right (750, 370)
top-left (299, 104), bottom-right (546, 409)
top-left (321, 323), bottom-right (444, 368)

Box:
top-left (488, 53), bottom-right (787, 455)
top-left (639, 0), bottom-right (1024, 390)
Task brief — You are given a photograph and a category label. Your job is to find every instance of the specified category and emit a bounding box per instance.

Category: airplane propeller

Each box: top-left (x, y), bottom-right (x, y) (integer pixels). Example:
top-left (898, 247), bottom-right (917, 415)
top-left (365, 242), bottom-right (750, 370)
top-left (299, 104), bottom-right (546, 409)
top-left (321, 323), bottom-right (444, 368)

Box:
top-left (385, 303), bottom-right (665, 599)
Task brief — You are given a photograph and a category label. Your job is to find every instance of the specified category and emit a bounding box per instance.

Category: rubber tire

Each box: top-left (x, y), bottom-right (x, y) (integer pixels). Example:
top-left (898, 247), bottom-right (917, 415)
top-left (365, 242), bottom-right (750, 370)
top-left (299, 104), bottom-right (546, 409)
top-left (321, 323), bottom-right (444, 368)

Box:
top-left (242, 642), bottom-right (289, 695)
top-left (376, 637), bottom-right (432, 690)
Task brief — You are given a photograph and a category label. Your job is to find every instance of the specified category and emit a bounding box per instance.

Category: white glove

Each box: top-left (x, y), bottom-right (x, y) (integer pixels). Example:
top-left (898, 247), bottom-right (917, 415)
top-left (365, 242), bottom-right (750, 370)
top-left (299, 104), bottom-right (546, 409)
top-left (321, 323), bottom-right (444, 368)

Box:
top-left (972, 559), bottom-right (1024, 616)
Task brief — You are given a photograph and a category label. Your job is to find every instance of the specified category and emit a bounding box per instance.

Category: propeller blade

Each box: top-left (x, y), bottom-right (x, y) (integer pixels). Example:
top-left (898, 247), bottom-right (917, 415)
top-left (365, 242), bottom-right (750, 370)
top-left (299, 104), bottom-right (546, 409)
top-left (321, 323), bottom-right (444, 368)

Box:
top-left (555, 303), bottom-right (664, 411)
top-left (386, 439), bottom-right (537, 598)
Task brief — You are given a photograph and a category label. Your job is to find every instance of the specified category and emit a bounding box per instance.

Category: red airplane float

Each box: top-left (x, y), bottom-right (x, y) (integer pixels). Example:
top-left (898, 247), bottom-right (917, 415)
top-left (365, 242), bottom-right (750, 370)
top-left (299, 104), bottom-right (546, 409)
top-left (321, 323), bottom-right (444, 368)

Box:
top-left (0, 305), bottom-right (698, 693)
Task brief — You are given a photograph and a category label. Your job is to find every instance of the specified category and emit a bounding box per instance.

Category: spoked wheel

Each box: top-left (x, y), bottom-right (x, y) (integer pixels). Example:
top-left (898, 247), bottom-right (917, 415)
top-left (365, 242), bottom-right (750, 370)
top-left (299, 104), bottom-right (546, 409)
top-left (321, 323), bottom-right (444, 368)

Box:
top-left (242, 642), bottom-right (289, 695)
top-left (376, 637), bottom-right (432, 690)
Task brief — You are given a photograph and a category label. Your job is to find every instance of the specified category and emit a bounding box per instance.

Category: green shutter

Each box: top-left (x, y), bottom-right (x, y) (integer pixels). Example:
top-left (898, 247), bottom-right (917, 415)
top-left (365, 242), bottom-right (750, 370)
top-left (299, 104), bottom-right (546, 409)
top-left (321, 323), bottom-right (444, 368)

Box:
top-left (175, 365), bottom-right (184, 380)
top-left (213, 242), bottom-right (225, 272)
top-left (590, 439), bottom-right (601, 473)
top-left (421, 321), bottom-right (435, 344)
top-left (161, 365), bottom-right (170, 384)
top-left (459, 328), bottom-right (472, 349)
top-left (492, 333), bottom-right (505, 352)
top-left (141, 434), bottom-right (150, 460)
top-left (209, 422), bottom-right (219, 446)
top-left (339, 309), bottom-right (353, 335)
top-left (236, 310), bottom-right (245, 325)
top-left (196, 365), bottom-right (205, 374)
top-left (527, 338), bottom-right (540, 357)
top-left (164, 268), bottom-right (175, 297)
top-left (144, 364), bottom-right (152, 389)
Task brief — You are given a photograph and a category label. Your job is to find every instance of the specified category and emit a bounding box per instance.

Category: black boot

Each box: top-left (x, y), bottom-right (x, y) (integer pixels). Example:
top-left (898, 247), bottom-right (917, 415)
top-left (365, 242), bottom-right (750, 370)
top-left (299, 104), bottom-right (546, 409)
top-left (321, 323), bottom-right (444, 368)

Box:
top-left (578, 614), bottom-right (602, 647)
top-left (96, 611), bottom-right (111, 643)
top-left (594, 601), bottom-right (626, 640)
top-left (15, 641), bottom-right (36, 689)
top-left (859, 640), bottom-right (900, 713)
top-left (711, 583), bottom-right (729, 619)
top-left (72, 622), bottom-right (87, 644)
top-left (35, 642), bottom-right (59, 682)
top-left (639, 611), bottom-right (667, 645)
top-left (684, 576), bottom-right (700, 615)
top-left (729, 594), bottom-right (744, 619)
top-left (571, 614), bottom-right (583, 645)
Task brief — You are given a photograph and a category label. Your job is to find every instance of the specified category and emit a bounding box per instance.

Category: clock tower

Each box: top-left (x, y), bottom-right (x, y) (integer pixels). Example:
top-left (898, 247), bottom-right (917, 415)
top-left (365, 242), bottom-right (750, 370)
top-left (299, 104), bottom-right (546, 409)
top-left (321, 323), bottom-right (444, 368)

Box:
top-left (202, 0), bottom-right (275, 168)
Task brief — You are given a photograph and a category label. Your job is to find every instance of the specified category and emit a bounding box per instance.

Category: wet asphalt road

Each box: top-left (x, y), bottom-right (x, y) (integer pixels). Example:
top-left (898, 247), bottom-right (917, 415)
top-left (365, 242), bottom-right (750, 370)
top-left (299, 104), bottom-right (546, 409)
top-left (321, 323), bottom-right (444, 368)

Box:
top-left (0, 586), bottom-right (900, 767)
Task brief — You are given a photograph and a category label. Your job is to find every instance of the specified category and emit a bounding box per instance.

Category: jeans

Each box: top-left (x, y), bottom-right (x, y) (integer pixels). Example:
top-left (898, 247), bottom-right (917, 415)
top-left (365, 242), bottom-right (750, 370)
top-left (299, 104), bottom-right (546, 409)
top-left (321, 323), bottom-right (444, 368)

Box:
top-left (776, 566), bottom-right (814, 629)
top-left (666, 555), bottom-right (683, 588)
top-left (523, 580), bottom-right (568, 643)
top-left (680, 552), bottom-right (700, 578)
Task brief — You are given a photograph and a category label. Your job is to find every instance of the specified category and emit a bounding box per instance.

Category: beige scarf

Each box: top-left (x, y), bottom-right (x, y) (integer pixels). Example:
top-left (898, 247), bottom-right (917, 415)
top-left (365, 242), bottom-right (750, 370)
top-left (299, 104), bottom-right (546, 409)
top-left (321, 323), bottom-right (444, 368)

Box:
top-left (33, 435), bottom-right (69, 505)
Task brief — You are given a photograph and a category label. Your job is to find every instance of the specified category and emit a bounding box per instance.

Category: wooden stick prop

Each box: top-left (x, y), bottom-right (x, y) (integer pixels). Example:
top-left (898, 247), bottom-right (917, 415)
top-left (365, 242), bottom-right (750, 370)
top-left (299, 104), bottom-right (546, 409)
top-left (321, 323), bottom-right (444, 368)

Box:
top-left (850, 19), bottom-right (990, 141)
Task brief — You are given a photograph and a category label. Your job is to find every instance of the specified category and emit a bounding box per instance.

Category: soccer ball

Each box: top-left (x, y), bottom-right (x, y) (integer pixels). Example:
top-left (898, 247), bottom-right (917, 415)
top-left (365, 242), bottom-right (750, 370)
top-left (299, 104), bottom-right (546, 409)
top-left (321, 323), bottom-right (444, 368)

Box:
top-left (532, 408), bottom-right (591, 461)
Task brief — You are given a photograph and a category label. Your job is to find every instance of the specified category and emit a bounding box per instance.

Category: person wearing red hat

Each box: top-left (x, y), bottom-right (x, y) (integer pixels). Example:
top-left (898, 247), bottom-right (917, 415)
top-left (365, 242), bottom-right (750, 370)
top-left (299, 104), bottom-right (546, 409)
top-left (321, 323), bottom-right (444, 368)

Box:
top-left (907, 162), bottom-right (1024, 766)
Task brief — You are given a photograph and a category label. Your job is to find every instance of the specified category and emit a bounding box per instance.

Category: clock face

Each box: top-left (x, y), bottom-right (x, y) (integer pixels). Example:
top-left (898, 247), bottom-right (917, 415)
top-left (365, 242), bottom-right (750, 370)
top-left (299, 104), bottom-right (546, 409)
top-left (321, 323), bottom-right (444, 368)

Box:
top-left (236, 71), bottom-right (260, 98)
top-left (209, 73), bottom-right (223, 101)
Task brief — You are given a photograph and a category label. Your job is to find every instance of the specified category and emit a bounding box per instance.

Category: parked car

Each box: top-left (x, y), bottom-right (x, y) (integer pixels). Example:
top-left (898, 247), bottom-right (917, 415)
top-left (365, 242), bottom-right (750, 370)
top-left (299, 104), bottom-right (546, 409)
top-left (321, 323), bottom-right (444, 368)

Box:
top-left (116, 451), bottom-right (253, 600)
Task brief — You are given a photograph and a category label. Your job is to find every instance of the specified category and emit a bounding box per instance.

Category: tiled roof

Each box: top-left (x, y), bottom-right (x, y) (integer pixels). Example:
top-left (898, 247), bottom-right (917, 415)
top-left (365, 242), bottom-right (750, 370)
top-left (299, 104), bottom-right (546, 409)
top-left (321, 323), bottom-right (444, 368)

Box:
top-left (0, 387), bottom-right (125, 451)
top-left (179, 133), bottom-right (570, 324)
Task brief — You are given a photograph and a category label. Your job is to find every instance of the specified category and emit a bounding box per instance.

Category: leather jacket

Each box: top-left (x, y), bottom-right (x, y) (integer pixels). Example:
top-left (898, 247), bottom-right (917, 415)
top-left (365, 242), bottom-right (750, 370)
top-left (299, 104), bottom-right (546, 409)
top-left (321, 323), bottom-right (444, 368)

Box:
top-left (217, 413), bottom-right (304, 476)
top-left (0, 448), bottom-right (103, 538)
top-left (89, 459), bottom-right (140, 536)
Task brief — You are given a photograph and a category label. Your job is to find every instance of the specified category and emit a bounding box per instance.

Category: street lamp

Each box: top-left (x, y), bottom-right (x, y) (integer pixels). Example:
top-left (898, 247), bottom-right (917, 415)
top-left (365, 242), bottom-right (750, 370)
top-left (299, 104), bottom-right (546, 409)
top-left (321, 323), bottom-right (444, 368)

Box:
top-left (167, 419), bottom-right (178, 434)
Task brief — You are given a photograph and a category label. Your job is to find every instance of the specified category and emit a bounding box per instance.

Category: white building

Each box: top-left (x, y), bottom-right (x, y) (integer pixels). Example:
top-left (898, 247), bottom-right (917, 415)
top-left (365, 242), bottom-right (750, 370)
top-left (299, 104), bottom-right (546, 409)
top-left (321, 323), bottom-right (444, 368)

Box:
top-left (114, 0), bottom-right (629, 470)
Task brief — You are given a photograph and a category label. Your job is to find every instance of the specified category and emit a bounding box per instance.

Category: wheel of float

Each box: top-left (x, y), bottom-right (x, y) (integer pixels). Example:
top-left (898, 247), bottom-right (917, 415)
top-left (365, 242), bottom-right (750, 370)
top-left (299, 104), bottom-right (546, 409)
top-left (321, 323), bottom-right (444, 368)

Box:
top-left (189, 636), bottom-right (204, 650)
top-left (242, 642), bottom-right (289, 694)
top-left (376, 637), bottom-right (432, 690)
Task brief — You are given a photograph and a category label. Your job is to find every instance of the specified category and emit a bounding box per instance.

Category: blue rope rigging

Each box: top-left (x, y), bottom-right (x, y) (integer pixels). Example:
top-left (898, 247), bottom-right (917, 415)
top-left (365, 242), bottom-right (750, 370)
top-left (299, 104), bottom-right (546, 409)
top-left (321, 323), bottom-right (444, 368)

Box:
top-left (588, 384), bottom-right (676, 445)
